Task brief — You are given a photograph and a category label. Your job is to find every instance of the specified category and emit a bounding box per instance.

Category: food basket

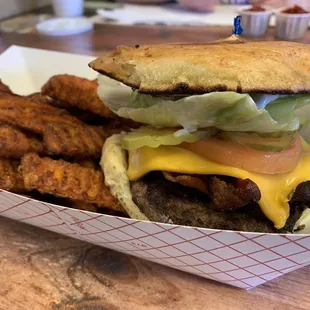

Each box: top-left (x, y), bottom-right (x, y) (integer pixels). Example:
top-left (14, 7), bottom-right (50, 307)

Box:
top-left (1, 46), bottom-right (309, 290)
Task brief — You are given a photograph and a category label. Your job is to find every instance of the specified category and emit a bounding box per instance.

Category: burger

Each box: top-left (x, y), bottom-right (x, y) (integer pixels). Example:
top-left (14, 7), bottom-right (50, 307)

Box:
top-left (89, 38), bottom-right (310, 233)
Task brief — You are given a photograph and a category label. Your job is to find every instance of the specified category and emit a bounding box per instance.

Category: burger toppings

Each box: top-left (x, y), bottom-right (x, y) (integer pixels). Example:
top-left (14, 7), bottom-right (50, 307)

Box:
top-left (180, 133), bottom-right (302, 174)
top-left (99, 75), bottom-right (310, 228)
top-left (125, 137), bottom-right (310, 229)
top-left (291, 181), bottom-right (310, 205)
top-left (122, 127), bottom-right (217, 150)
top-left (131, 173), bottom-right (309, 233)
top-left (91, 41), bottom-right (310, 233)
top-left (131, 173), bottom-right (277, 233)
top-left (216, 131), bottom-right (296, 152)
top-left (97, 75), bottom-right (307, 134)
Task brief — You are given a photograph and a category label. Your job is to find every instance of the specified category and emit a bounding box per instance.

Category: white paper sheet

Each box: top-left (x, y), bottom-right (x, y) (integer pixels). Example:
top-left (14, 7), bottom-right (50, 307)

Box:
top-left (0, 45), bottom-right (96, 95)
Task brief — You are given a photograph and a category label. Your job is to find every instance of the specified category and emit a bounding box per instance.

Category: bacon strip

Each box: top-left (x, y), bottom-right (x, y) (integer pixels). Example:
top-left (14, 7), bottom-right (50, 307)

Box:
top-left (163, 172), bottom-right (261, 211)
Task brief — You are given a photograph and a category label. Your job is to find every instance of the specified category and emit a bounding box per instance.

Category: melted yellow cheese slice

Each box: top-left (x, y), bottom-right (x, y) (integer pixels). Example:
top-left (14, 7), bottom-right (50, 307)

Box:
top-left (128, 145), bottom-right (310, 229)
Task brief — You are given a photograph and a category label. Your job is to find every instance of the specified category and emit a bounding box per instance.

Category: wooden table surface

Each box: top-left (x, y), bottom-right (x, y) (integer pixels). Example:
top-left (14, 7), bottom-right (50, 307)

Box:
top-left (1, 23), bottom-right (310, 310)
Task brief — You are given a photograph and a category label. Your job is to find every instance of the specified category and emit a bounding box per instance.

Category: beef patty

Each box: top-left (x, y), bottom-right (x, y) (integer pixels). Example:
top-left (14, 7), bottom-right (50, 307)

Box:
top-left (131, 172), bottom-right (309, 233)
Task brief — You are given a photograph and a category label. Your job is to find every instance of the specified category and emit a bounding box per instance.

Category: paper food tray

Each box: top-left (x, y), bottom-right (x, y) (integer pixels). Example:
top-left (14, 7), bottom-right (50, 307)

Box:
top-left (1, 46), bottom-right (310, 290)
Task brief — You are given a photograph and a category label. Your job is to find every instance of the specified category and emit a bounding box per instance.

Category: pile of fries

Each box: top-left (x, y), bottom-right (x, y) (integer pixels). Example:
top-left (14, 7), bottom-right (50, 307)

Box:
top-left (0, 74), bottom-right (135, 216)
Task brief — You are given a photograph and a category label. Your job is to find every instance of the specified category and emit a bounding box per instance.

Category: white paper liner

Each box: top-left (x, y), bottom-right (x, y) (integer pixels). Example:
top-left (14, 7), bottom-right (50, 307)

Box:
top-left (1, 190), bottom-right (309, 290)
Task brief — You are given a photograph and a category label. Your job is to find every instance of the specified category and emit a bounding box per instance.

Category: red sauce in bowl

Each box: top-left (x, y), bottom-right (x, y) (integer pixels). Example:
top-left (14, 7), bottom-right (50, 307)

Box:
top-left (245, 6), bottom-right (266, 12)
top-left (282, 5), bottom-right (309, 14)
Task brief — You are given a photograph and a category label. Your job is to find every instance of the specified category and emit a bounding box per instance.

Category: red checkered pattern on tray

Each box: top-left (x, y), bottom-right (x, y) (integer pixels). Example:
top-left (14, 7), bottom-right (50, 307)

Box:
top-left (0, 190), bottom-right (310, 289)
top-left (0, 190), bottom-right (76, 236)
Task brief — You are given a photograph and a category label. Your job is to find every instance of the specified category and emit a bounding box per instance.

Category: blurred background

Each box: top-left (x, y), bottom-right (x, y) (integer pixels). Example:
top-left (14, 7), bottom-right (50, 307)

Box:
top-left (0, 0), bottom-right (308, 41)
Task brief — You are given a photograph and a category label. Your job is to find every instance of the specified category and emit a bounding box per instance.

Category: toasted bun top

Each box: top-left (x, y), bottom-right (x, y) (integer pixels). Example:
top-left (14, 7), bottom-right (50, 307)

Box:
top-left (89, 40), bottom-right (310, 95)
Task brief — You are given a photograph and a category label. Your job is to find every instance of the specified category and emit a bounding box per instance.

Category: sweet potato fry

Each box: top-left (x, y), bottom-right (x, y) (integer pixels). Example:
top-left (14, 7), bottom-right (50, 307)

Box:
top-left (26, 92), bottom-right (103, 124)
top-left (72, 159), bottom-right (98, 170)
top-left (0, 94), bottom-right (61, 113)
top-left (0, 80), bottom-right (13, 95)
top-left (100, 117), bottom-right (141, 137)
top-left (21, 153), bottom-right (122, 211)
top-left (0, 95), bottom-right (82, 134)
top-left (41, 74), bottom-right (114, 118)
top-left (0, 158), bottom-right (25, 192)
top-left (0, 123), bottom-right (45, 158)
top-left (57, 198), bottom-right (128, 216)
top-left (66, 200), bottom-right (99, 212)
top-left (26, 92), bottom-right (51, 105)
top-left (48, 98), bottom-right (104, 124)
top-left (43, 123), bottom-right (106, 158)
top-left (66, 199), bottom-right (128, 216)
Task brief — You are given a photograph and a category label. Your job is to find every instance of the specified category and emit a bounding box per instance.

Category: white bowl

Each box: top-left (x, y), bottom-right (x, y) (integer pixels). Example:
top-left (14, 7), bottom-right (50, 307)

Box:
top-left (238, 6), bottom-right (273, 37)
top-left (36, 17), bottom-right (93, 36)
top-left (275, 10), bottom-right (310, 41)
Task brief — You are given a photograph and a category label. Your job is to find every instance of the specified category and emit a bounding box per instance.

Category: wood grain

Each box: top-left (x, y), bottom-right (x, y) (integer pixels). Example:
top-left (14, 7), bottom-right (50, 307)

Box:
top-left (1, 217), bottom-right (310, 310)
top-left (1, 23), bottom-right (310, 310)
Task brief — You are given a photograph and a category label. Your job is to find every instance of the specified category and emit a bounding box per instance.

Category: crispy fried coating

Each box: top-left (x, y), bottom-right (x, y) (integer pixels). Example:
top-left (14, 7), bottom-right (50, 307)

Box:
top-left (26, 92), bottom-right (103, 124)
top-left (91, 125), bottom-right (109, 139)
top-left (95, 202), bottom-right (127, 214)
top-left (0, 96), bottom-right (82, 134)
top-left (0, 158), bottom-right (25, 192)
top-left (43, 123), bottom-right (106, 158)
top-left (0, 80), bottom-right (13, 95)
top-left (100, 117), bottom-right (141, 137)
top-left (26, 92), bottom-right (51, 105)
top-left (73, 159), bottom-right (97, 170)
top-left (61, 199), bottom-right (128, 215)
top-left (0, 95), bottom-right (62, 113)
top-left (65, 199), bottom-right (99, 212)
top-left (59, 106), bottom-right (104, 124)
top-left (41, 74), bottom-right (113, 118)
top-left (21, 153), bottom-right (121, 210)
top-left (49, 97), bottom-right (105, 124)
top-left (0, 123), bottom-right (45, 158)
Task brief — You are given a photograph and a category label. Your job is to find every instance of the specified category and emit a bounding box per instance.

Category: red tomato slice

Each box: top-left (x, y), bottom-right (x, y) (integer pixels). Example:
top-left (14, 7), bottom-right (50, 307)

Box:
top-left (181, 134), bottom-right (302, 174)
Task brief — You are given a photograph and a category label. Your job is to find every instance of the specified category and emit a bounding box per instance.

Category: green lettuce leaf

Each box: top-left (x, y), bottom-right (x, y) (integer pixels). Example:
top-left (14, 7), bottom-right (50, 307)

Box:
top-left (97, 75), bottom-right (310, 135)
top-left (122, 127), bottom-right (217, 150)
top-left (266, 95), bottom-right (310, 141)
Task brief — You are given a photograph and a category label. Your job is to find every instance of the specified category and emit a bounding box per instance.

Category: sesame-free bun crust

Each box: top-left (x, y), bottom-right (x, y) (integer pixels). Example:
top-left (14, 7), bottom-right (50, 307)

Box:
top-left (89, 40), bottom-right (310, 95)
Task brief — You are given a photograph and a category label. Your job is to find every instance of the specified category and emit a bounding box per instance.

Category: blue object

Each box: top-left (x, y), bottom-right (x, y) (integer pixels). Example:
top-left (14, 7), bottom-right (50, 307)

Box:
top-left (233, 16), bottom-right (243, 36)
